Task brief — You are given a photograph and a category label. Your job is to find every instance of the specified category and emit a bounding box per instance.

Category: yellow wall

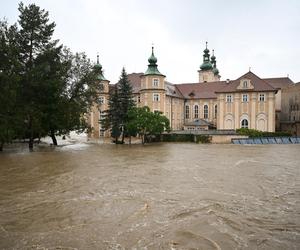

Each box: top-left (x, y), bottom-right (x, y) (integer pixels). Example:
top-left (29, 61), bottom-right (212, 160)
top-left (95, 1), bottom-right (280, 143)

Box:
top-left (140, 75), bottom-right (166, 113)
top-left (87, 80), bottom-right (110, 139)
top-left (217, 92), bottom-right (275, 132)
top-left (165, 96), bottom-right (185, 130)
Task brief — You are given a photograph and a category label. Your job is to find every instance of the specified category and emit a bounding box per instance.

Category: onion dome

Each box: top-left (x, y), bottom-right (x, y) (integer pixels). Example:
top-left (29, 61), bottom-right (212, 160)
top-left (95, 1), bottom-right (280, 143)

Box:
top-left (144, 46), bottom-right (165, 76)
top-left (210, 50), bottom-right (216, 62)
top-left (148, 46), bottom-right (157, 64)
top-left (211, 49), bottom-right (220, 76)
top-left (213, 66), bottom-right (219, 75)
top-left (200, 42), bottom-right (213, 71)
top-left (94, 54), bottom-right (107, 81)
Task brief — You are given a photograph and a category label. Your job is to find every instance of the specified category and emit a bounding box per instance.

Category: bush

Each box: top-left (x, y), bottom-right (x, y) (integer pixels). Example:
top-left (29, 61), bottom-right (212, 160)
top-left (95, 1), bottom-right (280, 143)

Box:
top-left (236, 128), bottom-right (292, 137)
top-left (161, 134), bottom-right (211, 143)
top-left (161, 134), bottom-right (194, 142)
top-left (195, 135), bottom-right (211, 143)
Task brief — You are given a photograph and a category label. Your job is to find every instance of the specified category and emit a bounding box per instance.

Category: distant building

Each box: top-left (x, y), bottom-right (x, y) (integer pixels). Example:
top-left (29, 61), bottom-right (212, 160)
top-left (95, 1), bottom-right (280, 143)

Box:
top-left (88, 44), bottom-right (296, 139)
top-left (280, 83), bottom-right (300, 136)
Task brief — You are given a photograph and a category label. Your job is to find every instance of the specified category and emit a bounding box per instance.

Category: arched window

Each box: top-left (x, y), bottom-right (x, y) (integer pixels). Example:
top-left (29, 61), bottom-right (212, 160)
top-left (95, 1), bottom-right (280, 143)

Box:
top-left (204, 105), bottom-right (208, 119)
top-left (194, 105), bottom-right (199, 118)
top-left (185, 105), bottom-right (190, 119)
top-left (214, 105), bottom-right (217, 119)
top-left (241, 119), bottom-right (249, 128)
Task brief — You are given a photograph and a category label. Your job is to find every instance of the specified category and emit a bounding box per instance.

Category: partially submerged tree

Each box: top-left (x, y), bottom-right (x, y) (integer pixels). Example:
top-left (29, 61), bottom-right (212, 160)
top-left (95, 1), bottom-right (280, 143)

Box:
top-left (17, 2), bottom-right (57, 150)
top-left (118, 67), bottom-right (135, 143)
top-left (126, 106), bottom-right (170, 144)
top-left (0, 2), bottom-right (101, 150)
top-left (102, 87), bottom-right (122, 143)
top-left (0, 20), bottom-right (22, 151)
top-left (101, 68), bottom-right (135, 144)
top-left (42, 49), bottom-right (101, 145)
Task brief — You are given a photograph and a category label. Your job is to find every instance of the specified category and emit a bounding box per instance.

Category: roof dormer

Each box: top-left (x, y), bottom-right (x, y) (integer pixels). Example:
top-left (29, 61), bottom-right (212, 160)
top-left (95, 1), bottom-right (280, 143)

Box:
top-left (237, 78), bottom-right (254, 90)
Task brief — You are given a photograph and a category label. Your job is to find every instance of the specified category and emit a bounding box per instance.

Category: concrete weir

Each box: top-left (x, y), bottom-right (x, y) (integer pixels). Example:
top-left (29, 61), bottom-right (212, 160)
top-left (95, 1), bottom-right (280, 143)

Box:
top-left (232, 137), bottom-right (300, 144)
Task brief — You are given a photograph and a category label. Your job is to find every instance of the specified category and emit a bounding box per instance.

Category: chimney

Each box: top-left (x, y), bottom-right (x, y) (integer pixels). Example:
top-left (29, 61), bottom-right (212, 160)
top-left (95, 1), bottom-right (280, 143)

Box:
top-left (226, 79), bottom-right (230, 84)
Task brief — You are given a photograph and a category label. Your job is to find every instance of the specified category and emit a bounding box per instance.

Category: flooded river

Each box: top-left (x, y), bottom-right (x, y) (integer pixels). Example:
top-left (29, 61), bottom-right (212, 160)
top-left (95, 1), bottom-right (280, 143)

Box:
top-left (0, 143), bottom-right (299, 249)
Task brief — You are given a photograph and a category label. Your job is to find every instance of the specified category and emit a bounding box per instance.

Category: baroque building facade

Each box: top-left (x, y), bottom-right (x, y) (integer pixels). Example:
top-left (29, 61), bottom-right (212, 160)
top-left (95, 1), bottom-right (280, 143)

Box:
top-left (88, 44), bottom-right (295, 139)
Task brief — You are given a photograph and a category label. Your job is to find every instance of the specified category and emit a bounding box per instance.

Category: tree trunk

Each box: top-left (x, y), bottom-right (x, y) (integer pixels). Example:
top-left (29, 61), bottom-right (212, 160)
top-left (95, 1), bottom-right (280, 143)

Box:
top-left (28, 117), bottom-right (34, 151)
top-left (129, 136), bottom-right (131, 145)
top-left (0, 142), bottom-right (3, 152)
top-left (50, 130), bottom-right (58, 146)
top-left (29, 136), bottom-right (34, 151)
top-left (142, 134), bottom-right (145, 145)
top-left (121, 132), bottom-right (125, 144)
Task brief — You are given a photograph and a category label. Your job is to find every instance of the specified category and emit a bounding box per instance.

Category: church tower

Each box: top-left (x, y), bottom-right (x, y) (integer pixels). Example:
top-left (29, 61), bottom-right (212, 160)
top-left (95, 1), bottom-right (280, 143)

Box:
top-left (88, 55), bottom-right (110, 139)
top-left (198, 42), bottom-right (220, 83)
top-left (140, 46), bottom-right (166, 114)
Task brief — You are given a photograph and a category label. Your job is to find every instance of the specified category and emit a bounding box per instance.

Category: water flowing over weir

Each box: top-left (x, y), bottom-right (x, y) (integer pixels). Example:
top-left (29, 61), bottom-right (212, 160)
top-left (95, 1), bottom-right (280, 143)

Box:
top-left (0, 143), bottom-right (300, 249)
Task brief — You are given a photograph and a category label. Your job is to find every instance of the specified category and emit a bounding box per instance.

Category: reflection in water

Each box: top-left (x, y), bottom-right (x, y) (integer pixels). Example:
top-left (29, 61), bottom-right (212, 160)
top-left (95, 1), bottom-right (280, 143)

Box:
top-left (0, 143), bottom-right (299, 249)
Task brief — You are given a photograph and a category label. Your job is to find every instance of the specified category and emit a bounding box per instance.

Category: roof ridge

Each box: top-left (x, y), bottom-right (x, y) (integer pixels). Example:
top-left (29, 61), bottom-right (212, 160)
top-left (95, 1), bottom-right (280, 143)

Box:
top-left (238, 71), bottom-right (275, 90)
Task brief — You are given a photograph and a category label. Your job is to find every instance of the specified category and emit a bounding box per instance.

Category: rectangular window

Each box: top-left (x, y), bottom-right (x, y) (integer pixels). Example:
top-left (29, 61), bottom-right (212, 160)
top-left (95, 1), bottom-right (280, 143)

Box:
top-left (194, 105), bottom-right (199, 118)
top-left (99, 110), bottom-right (105, 122)
top-left (100, 129), bottom-right (104, 137)
top-left (99, 96), bottom-right (104, 104)
top-left (242, 94), bottom-right (248, 102)
top-left (204, 105), bottom-right (208, 119)
top-left (226, 95), bottom-right (232, 103)
top-left (137, 95), bottom-right (141, 103)
top-left (259, 94), bottom-right (265, 102)
top-left (153, 93), bottom-right (160, 102)
top-left (185, 105), bottom-right (190, 119)
top-left (153, 78), bottom-right (159, 87)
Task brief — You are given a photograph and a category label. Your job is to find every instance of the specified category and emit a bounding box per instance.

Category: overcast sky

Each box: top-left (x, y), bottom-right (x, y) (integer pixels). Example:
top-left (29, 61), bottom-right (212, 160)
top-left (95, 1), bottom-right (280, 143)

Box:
top-left (1, 0), bottom-right (300, 84)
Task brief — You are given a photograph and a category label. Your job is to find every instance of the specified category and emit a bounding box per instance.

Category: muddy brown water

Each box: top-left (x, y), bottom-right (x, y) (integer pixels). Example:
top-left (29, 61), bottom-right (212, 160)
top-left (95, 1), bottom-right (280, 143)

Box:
top-left (0, 143), bottom-right (299, 249)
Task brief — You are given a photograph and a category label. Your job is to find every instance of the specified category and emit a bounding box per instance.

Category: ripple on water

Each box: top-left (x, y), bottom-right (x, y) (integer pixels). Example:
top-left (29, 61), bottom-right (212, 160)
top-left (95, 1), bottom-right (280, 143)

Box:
top-left (0, 143), bottom-right (300, 249)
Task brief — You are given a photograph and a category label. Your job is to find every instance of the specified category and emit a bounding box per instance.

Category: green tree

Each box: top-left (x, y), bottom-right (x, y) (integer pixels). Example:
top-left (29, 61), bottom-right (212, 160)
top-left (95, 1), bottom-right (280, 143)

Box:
top-left (102, 87), bottom-right (122, 143)
top-left (118, 67), bottom-right (135, 143)
top-left (126, 106), bottom-right (170, 144)
top-left (34, 47), bottom-right (101, 145)
top-left (50, 50), bottom-right (101, 145)
top-left (0, 20), bottom-right (22, 151)
top-left (17, 2), bottom-right (57, 150)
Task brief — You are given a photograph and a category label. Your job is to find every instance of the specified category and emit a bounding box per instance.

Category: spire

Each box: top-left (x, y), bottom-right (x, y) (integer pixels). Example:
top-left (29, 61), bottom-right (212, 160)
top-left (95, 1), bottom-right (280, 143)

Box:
top-left (204, 41), bottom-right (209, 52)
top-left (200, 42), bottom-right (213, 71)
top-left (148, 46), bottom-right (158, 65)
top-left (95, 53), bottom-right (102, 69)
top-left (94, 53), bottom-right (107, 81)
top-left (144, 46), bottom-right (165, 76)
top-left (211, 49), bottom-right (216, 61)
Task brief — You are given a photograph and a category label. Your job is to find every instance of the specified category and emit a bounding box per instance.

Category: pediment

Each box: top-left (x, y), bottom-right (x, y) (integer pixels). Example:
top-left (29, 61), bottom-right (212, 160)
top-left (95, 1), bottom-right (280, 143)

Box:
top-left (237, 78), bottom-right (254, 90)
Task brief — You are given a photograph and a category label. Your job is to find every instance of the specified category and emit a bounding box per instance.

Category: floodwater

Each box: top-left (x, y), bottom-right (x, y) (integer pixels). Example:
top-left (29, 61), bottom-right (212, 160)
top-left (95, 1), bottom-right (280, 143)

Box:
top-left (0, 143), bottom-right (299, 250)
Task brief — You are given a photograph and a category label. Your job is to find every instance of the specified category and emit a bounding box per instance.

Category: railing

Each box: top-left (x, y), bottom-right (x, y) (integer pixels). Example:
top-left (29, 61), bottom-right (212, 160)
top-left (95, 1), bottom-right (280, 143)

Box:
top-left (232, 137), bottom-right (300, 144)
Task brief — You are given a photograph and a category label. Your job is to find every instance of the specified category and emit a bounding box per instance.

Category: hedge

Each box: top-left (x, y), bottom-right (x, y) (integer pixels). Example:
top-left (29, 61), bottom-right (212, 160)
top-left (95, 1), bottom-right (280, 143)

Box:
top-left (236, 128), bottom-right (292, 137)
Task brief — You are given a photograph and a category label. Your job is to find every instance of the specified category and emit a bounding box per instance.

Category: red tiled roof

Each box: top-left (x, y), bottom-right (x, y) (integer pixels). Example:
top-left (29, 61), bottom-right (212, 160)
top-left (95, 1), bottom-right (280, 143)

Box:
top-left (176, 81), bottom-right (227, 99)
top-left (165, 81), bottom-right (184, 98)
top-left (110, 71), bottom-right (279, 99)
top-left (126, 72), bottom-right (143, 93)
top-left (216, 71), bottom-right (276, 93)
top-left (263, 77), bottom-right (294, 89)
